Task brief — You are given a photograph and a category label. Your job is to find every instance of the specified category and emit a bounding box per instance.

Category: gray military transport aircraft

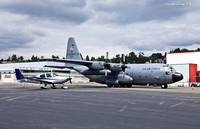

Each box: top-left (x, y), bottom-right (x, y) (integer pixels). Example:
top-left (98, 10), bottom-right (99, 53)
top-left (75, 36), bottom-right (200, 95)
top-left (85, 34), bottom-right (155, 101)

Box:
top-left (42, 37), bottom-right (183, 89)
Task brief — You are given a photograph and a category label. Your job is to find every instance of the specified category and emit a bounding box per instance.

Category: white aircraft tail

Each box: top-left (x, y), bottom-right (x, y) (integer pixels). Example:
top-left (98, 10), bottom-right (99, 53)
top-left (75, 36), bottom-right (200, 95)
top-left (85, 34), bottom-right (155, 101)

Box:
top-left (66, 37), bottom-right (82, 60)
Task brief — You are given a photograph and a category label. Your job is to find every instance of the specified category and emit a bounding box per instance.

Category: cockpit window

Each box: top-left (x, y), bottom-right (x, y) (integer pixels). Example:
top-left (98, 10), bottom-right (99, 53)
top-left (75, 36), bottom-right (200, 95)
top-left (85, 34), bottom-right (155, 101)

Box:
top-left (53, 73), bottom-right (58, 77)
top-left (163, 64), bottom-right (169, 67)
top-left (165, 72), bottom-right (170, 75)
top-left (46, 73), bottom-right (51, 77)
top-left (40, 74), bottom-right (45, 78)
top-left (161, 64), bottom-right (171, 71)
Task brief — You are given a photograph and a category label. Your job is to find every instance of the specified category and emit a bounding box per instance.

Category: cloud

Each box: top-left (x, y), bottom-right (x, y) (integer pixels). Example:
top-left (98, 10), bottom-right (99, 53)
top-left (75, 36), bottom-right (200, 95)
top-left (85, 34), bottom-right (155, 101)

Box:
top-left (0, 0), bottom-right (200, 59)
top-left (0, 0), bottom-right (91, 24)
top-left (89, 0), bottom-right (196, 24)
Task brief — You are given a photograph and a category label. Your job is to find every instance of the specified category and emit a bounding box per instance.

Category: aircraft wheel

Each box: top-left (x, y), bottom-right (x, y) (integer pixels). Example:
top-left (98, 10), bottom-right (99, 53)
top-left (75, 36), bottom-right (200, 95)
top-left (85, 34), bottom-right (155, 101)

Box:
top-left (107, 85), bottom-right (112, 88)
top-left (161, 84), bottom-right (168, 89)
top-left (41, 86), bottom-right (47, 89)
top-left (114, 85), bottom-right (119, 87)
top-left (120, 84), bottom-right (126, 87)
top-left (126, 85), bottom-right (132, 88)
top-left (51, 86), bottom-right (57, 89)
top-left (61, 86), bottom-right (68, 89)
top-left (191, 84), bottom-right (196, 87)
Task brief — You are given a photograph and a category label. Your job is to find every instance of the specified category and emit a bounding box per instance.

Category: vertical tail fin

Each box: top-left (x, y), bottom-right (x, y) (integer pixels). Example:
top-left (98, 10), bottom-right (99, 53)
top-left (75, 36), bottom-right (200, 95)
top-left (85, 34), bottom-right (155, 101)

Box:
top-left (15, 69), bottom-right (25, 80)
top-left (66, 37), bottom-right (82, 60)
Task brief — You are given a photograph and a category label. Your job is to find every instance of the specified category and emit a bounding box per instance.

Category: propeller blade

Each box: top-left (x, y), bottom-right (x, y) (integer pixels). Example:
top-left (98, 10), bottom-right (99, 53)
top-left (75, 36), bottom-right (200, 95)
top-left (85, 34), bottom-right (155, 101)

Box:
top-left (68, 78), bottom-right (72, 84)
top-left (121, 64), bottom-right (127, 78)
top-left (104, 63), bottom-right (110, 76)
top-left (122, 54), bottom-right (125, 64)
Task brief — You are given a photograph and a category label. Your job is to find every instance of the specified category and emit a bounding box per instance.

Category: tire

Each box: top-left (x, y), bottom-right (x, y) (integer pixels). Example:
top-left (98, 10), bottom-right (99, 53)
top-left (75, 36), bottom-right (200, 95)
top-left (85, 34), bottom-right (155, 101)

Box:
top-left (191, 84), bottom-right (196, 87)
top-left (161, 84), bottom-right (168, 89)
top-left (107, 85), bottom-right (112, 88)
top-left (126, 85), bottom-right (132, 88)
top-left (120, 84), bottom-right (126, 87)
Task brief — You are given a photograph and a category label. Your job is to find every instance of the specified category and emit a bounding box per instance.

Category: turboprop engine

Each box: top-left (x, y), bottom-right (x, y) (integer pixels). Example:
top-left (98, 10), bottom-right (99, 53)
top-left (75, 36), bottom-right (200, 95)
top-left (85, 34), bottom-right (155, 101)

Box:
top-left (118, 74), bottom-right (133, 84)
top-left (105, 74), bottom-right (133, 86)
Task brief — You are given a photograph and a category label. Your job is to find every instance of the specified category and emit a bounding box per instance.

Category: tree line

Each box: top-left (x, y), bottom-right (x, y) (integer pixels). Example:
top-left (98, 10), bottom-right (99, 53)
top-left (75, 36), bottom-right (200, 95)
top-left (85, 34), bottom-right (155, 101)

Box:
top-left (1, 48), bottom-right (200, 64)
top-left (0, 55), bottom-right (59, 63)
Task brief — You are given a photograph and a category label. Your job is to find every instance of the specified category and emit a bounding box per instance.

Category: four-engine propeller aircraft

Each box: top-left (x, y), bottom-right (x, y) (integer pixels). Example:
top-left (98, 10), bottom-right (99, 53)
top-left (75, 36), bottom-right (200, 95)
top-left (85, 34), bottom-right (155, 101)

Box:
top-left (15, 69), bottom-right (72, 89)
top-left (42, 37), bottom-right (183, 89)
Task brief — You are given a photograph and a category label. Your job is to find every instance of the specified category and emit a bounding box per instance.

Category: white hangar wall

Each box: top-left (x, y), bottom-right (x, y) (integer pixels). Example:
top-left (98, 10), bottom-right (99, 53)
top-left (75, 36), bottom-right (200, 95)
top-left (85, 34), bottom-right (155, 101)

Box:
top-left (166, 51), bottom-right (200, 70)
top-left (166, 51), bottom-right (200, 87)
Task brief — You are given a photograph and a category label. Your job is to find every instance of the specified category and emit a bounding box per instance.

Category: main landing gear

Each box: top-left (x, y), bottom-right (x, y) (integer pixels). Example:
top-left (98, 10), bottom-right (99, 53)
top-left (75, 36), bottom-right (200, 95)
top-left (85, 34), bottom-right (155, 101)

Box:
top-left (161, 84), bottom-right (168, 89)
top-left (107, 84), bottom-right (132, 88)
top-left (51, 84), bottom-right (57, 89)
top-left (41, 84), bottom-right (68, 89)
top-left (41, 83), bottom-right (48, 89)
top-left (61, 84), bottom-right (68, 89)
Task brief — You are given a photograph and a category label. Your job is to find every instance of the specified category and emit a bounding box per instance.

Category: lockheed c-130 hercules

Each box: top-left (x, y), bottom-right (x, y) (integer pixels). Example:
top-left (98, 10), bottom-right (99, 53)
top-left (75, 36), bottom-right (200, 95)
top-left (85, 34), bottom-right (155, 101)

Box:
top-left (42, 37), bottom-right (183, 89)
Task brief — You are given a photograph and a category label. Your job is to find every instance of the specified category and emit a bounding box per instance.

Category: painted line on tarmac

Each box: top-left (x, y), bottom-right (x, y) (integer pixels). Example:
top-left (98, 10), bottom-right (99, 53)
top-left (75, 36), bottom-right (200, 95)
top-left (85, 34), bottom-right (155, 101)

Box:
top-left (159, 101), bottom-right (165, 105)
top-left (6, 96), bottom-right (26, 101)
top-left (118, 106), bottom-right (127, 112)
top-left (171, 102), bottom-right (185, 107)
top-left (0, 96), bottom-right (12, 101)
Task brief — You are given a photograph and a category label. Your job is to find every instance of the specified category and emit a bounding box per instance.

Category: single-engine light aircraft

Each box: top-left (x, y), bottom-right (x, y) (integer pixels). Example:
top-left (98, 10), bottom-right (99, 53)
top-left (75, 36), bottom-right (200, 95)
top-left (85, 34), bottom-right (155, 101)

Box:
top-left (42, 37), bottom-right (183, 89)
top-left (15, 69), bottom-right (71, 89)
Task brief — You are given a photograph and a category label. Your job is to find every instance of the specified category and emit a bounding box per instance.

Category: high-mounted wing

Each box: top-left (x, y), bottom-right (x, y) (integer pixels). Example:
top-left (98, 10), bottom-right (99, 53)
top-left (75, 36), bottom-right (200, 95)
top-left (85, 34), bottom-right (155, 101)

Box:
top-left (41, 58), bottom-right (92, 66)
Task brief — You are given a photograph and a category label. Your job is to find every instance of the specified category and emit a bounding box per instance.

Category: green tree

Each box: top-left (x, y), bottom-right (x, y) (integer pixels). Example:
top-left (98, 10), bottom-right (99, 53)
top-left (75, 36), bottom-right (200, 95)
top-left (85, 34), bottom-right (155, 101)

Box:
top-left (127, 51), bottom-right (137, 64)
top-left (151, 53), bottom-right (162, 59)
top-left (111, 54), bottom-right (121, 63)
top-left (11, 54), bottom-right (17, 61)
top-left (91, 57), bottom-right (96, 61)
top-left (86, 55), bottom-right (90, 61)
top-left (31, 55), bottom-right (39, 62)
top-left (97, 56), bottom-right (105, 61)
top-left (18, 56), bottom-right (24, 61)
top-left (174, 48), bottom-right (181, 52)
top-left (7, 56), bottom-right (11, 61)
top-left (52, 55), bottom-right (59, 58)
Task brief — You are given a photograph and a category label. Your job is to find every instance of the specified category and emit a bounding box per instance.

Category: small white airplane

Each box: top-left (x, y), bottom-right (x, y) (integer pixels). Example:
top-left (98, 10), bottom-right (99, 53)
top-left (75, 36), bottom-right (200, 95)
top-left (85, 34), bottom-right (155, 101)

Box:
top-left (15, 69), bottom-right (72, 89)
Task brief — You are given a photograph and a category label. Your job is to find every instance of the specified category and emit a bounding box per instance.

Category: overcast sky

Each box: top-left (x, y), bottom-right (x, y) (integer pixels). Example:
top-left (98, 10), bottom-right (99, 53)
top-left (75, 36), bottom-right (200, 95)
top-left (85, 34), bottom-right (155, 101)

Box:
top-left (0, 0), bottom-right (200, 59)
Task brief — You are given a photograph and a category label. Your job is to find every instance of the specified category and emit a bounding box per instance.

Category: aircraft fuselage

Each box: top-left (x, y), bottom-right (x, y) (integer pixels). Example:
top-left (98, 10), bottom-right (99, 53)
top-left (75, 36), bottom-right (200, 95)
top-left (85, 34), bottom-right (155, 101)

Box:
top-left (74, 63), bottom-right (182, 88)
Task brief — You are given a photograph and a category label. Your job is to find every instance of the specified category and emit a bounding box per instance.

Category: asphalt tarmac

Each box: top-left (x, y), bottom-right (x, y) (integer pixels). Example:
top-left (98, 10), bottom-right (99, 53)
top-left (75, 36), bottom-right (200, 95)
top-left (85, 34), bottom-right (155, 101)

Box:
top-left (0, 83), bottom-right (200, 129)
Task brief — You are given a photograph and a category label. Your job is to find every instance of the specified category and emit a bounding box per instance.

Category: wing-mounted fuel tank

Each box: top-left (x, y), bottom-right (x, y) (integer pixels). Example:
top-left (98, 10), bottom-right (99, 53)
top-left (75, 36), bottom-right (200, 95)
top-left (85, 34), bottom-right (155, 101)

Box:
top-left (81, 69), bottom-right (111, 75)
top-left (105, 74), bottom-right (133, 86)
top-left (117, 74), bottom-right (133, 84)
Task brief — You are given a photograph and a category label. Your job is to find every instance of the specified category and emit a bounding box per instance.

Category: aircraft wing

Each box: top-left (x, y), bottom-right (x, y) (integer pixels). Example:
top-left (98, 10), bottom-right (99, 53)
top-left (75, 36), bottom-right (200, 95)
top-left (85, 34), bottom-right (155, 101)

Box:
top-left (25, 77), bottom-right (52, 84)
top-left (41, 58), bottom-right (92, 66)
top-left (44, 65), bottom-right (74, 69)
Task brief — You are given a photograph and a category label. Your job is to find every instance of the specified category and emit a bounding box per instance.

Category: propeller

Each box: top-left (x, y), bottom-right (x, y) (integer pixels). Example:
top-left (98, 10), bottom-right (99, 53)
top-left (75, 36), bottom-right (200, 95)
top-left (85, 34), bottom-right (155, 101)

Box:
top-left (69, 78), bottom-right (72, 84)
top-left (121, 54), bottom-right (127, 78)
top-left (104, 52), bottom-right (110, 76)
top-left (68, 72), bottom-right (72, 84)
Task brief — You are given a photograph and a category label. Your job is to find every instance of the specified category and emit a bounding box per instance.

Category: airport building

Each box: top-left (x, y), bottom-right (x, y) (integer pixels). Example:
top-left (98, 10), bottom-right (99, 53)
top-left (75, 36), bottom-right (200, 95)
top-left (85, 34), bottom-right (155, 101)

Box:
top-left (166, 51), bottom-right (200, 87)
top-left (0, 62), bottom-right (89, 84)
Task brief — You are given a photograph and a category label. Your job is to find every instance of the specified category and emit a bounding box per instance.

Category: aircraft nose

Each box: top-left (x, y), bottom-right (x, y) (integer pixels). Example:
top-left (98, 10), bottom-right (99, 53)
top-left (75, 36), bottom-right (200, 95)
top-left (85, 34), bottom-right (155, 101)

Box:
top-left (172, 72), bottom-right (183, 82)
